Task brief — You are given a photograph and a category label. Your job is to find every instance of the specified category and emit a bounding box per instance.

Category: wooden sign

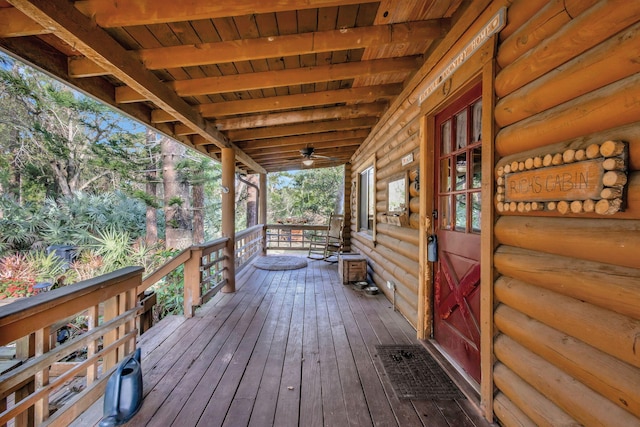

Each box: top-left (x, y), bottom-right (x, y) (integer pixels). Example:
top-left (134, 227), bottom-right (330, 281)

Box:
top-left (505, 159), bottom-right (604, 202)
top-left (418, 7), bottom-right (506, 104)
top-left (495, 140), bottom-right (628, 215)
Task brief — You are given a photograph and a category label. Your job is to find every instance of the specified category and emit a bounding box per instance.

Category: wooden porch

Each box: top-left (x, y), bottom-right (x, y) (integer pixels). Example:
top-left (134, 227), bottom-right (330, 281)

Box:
top-left (73, 256), bottom-right (489, 427)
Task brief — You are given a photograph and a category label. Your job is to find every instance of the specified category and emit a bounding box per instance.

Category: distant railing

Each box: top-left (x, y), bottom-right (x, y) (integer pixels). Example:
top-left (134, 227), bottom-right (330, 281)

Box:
top-left (266, 224), bottom-right (326, 251)
top-left (0, 267), bottom-right (144, 427)
top-left (235, 224), bottom-right (263, 271)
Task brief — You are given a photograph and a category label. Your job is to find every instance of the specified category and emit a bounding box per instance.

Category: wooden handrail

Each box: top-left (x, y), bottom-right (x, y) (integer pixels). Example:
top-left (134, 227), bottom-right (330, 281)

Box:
top-left (235, 224), bottom-right (264, 240)
top-left (0, 267), bottom-right (143, 426)
top-left (0, 266), bottom-right (143, 346)
top-left (265, 223), bottom-right (327, 251)
top-left (140, 247), bottom-right (191, 293)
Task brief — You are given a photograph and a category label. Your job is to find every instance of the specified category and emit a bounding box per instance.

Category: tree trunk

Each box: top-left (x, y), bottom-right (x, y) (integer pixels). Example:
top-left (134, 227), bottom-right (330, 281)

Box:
top-left (145, 178), bottom-right (158, 247)
top-left (161, 136), bottom-right (192, 250)
top-left (245, 174), bottom-right (258, 228)
top-left (144, 130), bottom-right (158, 247)
top-left (192, 182), bottom-right (204, 244)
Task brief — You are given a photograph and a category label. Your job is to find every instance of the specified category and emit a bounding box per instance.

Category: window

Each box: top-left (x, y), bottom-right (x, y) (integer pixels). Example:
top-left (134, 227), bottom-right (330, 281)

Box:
top-left (358, 166), bottom-right (374, 233)
top-left (436, 92), bottom-right (482, 234)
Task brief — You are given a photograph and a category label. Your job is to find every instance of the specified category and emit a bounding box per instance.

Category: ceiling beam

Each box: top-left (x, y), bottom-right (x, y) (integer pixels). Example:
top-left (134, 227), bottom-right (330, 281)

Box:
top-left (115, 56), bottom-right (420, 102)
top-left (68, 21), bottom-right (448, 75)
top-left (150, 84), bottom-right (400, 123)
top-left (7, 0), bottom-right (265, 174)
top-left (0, 6), bottom-right (50, 37)
top-left (201, 84), bottom-right (401, 118)
top-left (74, 0), bottom-right (369, 28)
top-left (226, 117), bottom-right (377, 142)
top-left (235, 129), bottom-right (370, 150)
top-left (214, 102), bottom-right (387, 131)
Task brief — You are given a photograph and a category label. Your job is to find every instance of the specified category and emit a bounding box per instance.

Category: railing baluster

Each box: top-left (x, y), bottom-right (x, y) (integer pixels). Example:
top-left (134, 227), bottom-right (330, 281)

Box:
top-left (86, 305), bottom-right (99, 385)
top-left (34, 327), bottom-right (50, 425)
top-left (14, 334), bottom-right (34, 427)
top-left (103, 295), bottom-right (119, 371)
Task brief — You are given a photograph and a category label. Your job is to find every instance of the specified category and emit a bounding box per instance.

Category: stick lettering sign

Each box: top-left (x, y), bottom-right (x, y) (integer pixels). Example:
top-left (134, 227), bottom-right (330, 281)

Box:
top-left (495, 141), bottom-right (628, 215)
top-left (418, 8), bottom-right (506, 104)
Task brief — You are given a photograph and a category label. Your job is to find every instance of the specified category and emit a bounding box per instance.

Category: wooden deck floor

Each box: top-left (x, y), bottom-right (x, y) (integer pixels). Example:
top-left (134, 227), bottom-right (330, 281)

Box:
top-left (75, 255), bottom-right (490, 427)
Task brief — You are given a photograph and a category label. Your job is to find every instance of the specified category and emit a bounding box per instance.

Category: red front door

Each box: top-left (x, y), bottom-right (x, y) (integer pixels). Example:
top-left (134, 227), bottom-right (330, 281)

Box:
top-left (433, 84), bottom-right (482, 383)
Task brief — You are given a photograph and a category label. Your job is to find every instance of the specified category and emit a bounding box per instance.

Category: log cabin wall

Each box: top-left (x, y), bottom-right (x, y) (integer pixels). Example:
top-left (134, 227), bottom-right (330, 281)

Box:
top-left (491, 0), bottom-right (640, 425)
top-left (349, 0), bottom-right (640, 425)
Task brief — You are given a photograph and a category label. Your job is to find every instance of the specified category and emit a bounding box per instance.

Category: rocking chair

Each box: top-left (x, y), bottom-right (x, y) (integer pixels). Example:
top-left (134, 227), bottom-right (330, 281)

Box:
top-left (308, 213), bottom-right (344, 262)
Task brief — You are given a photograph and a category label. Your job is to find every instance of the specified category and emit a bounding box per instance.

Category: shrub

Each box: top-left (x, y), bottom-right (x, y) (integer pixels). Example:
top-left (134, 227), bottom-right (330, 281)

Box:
top-left (0, 254), bottom-right (37, 299)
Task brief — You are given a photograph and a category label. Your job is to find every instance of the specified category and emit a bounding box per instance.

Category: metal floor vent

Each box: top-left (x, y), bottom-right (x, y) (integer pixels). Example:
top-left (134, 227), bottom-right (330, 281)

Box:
top-left (375, 345), bottom-right (464, 400)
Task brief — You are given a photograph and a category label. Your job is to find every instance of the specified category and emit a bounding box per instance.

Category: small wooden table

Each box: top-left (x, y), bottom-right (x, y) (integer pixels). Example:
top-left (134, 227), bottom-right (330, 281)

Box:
top-left (338, 254), bottom-right (367, 284)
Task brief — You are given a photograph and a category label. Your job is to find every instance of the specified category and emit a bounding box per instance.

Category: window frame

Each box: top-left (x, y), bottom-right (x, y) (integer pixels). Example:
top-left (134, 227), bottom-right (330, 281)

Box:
top-left (356, 155), bottom-right (376, 239)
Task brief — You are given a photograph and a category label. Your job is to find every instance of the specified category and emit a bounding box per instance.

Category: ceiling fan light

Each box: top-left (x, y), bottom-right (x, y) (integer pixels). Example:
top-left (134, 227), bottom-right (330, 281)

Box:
top-left (302, 158), bottom-right (314, 166)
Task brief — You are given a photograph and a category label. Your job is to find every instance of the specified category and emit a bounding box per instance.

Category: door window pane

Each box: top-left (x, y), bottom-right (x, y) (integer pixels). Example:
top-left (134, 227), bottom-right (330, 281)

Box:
top-left (471, 192), bottom-right (481, 232)
top-left (471, 147), bottom-right (481, 189)
top-left (440, 158), bottom-right (451, 192)
top-left (455, 194), bottom-right (467, 231)
top-left (440, 195), bottom-right (452, 230)
top-left (472, 100), bottom-right (482, 142)
top-left (455, 153), bottom-right (467, 191)
top-left (455, 110), bottom-right (467, 149)
top-left (441, 120), bottom-right (451, 155)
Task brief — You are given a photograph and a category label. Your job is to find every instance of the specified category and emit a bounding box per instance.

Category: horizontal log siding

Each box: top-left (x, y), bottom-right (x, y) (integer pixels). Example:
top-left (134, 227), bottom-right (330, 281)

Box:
top-left (493, 1), bottom-right (640, 425)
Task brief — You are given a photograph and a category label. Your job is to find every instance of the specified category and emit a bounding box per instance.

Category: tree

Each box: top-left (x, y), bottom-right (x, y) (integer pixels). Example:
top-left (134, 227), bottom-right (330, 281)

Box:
top-left (161, 136), bottom-right (192, 250)
top-left (267, 166), bottom-right (344, 223)
top-left (0, 59), bottom-right (134, 199)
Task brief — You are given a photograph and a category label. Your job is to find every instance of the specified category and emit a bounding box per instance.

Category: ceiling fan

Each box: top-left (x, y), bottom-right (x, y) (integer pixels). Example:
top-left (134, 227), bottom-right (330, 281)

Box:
top-left (300, 147), bottom-right (336, 166)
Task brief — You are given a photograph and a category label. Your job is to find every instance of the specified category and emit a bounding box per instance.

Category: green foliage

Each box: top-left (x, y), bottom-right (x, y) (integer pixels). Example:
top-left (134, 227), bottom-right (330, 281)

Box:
top-left (268, 166), bottom-right (344, 223)
top-left (0, 191), bottom-right (146, 256)
top-left (132, 189), bottom-right (160, 209)
top-left (25, 250), bottom-right (68, 283)
top-left (168, 196), bottom-right (183, 207)
top-left (88, 227), bottom-right (133, 272)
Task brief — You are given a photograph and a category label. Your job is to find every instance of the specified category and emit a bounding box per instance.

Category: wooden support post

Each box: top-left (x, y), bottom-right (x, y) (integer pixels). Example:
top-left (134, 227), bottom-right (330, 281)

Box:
top-left (221, 147), bottom-right (236, 293)
top-left (480, 55), bottom-right (496, 422)
top-left (417, 114), bottom-right (433, 341)
top-left (259, 172), bottom-right (267, 255)
top-left (183, 246), bottom-right (203, 317)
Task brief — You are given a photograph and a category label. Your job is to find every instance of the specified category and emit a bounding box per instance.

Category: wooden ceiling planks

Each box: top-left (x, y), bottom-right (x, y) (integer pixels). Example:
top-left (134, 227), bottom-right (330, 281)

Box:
top-left (0, 0), bottom-right (462, 173)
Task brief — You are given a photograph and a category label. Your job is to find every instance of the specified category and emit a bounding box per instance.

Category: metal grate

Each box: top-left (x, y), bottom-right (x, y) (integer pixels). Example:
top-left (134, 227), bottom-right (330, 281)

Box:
top-left (376, 345), bottom-right (464, 400)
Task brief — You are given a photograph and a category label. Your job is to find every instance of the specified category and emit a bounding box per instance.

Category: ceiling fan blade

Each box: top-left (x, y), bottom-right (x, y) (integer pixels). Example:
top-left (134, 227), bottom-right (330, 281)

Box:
top-left (311, 154), bottom-right (339, 161)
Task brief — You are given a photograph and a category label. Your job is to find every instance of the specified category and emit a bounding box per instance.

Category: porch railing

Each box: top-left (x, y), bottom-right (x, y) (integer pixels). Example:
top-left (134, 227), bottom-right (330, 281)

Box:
top-left (0, 226), bottom-right (265, 427)
top-left (0, 266), bottom-right (144, 427)
top-left (265, 224), bottom-right (326, 251)
top-left (235, 224), bottom-right (264, 271)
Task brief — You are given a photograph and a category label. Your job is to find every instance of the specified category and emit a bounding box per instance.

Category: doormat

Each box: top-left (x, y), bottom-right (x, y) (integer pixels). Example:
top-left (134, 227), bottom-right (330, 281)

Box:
top-left (254, 255), bottom-right (308, 271)
top-left (375, 345), bottom-right (463, 400)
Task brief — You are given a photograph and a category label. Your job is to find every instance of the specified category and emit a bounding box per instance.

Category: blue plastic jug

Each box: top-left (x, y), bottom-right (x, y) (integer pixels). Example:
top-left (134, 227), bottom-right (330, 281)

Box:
top-left (99, 347), bottom-right (143, 427)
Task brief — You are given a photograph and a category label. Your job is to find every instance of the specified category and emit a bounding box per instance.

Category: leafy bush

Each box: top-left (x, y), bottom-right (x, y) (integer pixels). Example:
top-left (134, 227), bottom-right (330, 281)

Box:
top-left (0, 254), bottom-right (36, 299)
